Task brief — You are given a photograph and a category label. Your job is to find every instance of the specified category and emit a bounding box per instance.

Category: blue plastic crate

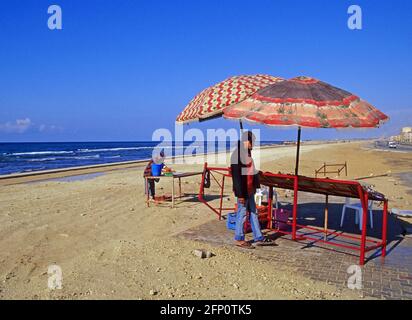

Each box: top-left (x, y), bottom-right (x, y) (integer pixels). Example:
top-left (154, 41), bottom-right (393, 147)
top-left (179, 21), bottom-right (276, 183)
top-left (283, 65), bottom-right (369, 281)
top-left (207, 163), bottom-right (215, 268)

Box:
top-left (226, 212), bottom-right (237, 230)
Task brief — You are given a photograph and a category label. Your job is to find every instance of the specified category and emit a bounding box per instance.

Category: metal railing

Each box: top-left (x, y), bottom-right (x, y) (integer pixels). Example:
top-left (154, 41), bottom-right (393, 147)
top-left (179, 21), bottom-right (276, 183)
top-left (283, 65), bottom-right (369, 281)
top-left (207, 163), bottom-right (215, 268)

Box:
top-left (315, 161), bottom-right (348, 178)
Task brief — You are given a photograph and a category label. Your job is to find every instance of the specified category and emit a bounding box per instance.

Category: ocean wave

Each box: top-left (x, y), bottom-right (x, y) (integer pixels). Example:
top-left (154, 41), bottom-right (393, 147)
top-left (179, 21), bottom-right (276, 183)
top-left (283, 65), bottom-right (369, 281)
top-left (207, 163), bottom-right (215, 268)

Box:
top-left (77, 146), bottom-right (185, 153)
top-left (73, 155), bottom-right (100, 160)
top-left (28, 157), bottom-right (57, 162)
top-left (5, 151), bottom-right (74, 156)
top-left (77, 147), bottom-right (149, 153)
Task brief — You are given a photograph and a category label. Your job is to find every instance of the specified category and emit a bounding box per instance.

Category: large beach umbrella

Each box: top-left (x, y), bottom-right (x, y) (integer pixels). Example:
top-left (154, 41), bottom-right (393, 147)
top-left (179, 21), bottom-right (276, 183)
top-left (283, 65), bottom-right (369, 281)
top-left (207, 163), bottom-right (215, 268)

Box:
top-left (223, 76), bottom-right (389, 175)
top-left (176, 74), bottom-right (284, 124)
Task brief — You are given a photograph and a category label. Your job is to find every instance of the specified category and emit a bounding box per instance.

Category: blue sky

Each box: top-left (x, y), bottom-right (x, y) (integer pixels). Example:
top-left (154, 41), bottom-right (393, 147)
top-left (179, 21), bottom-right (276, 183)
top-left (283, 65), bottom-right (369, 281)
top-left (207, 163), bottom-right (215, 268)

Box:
top-left (0, 0), bottom-right (411, 142)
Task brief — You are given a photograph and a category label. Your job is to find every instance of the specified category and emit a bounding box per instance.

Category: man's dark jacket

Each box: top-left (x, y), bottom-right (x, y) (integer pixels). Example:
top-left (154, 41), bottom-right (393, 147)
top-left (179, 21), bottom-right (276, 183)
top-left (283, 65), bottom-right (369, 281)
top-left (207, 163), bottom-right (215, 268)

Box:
top-left (230, 142), bottom-right (260, 199)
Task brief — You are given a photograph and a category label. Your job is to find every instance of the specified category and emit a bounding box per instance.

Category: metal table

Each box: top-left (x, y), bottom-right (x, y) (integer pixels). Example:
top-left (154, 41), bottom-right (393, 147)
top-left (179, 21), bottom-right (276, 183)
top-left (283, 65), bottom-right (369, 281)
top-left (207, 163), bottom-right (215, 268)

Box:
top-left (145, 171), bottom-right (203, 208)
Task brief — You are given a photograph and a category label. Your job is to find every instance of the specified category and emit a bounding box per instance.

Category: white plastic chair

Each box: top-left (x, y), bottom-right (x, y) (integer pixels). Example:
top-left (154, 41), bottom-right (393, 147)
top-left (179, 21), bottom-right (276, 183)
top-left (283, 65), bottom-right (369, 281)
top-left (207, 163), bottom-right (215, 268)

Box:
top-left (255, 187), bottom-right (278, 209)
top-left (340, 198), bottom-right (374, 230)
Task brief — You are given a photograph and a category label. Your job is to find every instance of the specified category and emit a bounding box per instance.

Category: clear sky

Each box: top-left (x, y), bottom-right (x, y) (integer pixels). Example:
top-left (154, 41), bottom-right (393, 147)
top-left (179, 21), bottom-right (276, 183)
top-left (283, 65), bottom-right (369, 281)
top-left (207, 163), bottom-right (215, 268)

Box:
top-left (0, 0), bottom-right (411, 142)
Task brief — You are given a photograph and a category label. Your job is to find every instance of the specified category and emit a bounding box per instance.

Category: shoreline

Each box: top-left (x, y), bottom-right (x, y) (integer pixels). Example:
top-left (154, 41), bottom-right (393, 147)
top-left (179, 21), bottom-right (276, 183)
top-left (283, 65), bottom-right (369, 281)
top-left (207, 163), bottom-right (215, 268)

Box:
top-left (0, 139), bottom-right (370, 185)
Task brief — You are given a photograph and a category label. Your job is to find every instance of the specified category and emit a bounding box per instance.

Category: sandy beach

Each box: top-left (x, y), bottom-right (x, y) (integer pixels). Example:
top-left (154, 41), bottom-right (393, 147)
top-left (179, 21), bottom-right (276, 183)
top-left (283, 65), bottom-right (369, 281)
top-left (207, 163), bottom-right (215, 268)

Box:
top-left (1, 140), bottom-right (412, 300)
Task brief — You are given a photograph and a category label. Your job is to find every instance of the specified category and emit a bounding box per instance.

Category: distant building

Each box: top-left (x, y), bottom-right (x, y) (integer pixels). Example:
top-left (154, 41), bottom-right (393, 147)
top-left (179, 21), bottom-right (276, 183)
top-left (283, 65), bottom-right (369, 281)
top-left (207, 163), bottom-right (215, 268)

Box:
top-left (393, 127), bottom-right (412, 143)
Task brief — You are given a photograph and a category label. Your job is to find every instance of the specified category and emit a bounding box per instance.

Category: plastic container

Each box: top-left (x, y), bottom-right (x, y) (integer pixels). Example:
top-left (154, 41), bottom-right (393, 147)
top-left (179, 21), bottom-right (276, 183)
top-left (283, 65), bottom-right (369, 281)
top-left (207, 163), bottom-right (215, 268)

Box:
top-left (226, 212), bottom-right (237, 230)
top-left (151, 163), bottom-right (164, 176)
top-left (254, 187), bottom-right (269, 206)
top-left (272, 208), bottom-right (291, 231)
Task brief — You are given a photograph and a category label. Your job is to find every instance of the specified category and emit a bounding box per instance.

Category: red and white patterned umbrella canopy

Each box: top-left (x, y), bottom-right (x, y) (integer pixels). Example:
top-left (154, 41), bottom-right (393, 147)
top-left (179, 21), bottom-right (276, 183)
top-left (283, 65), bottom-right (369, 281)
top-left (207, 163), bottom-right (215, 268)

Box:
top-left (223, 76), bottom-right (389, 128)
top-left (176, 74), bottom-right (284, 124)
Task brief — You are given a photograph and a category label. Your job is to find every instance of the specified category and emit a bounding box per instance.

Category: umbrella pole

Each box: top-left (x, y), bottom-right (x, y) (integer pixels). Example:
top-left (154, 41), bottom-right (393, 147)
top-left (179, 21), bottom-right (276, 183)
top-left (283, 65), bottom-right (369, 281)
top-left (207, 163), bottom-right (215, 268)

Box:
top-left (295, 126), bottom-right (301, 176)
top-left (239, 120), bottom-right (244, 131)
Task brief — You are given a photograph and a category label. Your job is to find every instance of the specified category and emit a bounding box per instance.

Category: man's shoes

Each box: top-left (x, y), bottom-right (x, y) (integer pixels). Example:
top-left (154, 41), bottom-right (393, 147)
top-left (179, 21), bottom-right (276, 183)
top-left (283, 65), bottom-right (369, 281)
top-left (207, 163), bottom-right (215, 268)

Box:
top-left (235, 240), bottom-right (255, 249)
top-left (253, 237), bottom-right (277, 247)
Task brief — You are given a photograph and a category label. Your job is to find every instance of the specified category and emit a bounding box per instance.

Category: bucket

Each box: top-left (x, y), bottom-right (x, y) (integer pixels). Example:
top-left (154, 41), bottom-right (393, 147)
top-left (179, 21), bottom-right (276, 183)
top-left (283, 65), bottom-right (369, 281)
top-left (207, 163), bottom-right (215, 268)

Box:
top-left (151, 163), bottom-right (164, 176)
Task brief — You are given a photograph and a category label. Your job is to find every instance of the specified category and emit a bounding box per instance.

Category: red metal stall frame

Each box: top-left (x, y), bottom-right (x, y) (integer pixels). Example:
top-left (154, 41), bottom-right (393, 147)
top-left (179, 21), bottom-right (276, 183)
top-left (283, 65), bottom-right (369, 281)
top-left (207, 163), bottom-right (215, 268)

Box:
top-left (198, 163), bottom-right (388, 266)
top-left (198, 162), bottom-right (235, 220)
top-left (262, 171), bottom-right (388, 265)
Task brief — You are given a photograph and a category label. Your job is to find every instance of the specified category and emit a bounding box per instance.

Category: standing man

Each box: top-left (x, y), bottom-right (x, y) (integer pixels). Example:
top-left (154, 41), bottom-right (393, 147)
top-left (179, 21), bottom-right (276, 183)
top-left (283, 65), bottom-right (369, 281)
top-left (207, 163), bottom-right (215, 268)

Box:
top-left (230, 131), bottom-right (274, 248)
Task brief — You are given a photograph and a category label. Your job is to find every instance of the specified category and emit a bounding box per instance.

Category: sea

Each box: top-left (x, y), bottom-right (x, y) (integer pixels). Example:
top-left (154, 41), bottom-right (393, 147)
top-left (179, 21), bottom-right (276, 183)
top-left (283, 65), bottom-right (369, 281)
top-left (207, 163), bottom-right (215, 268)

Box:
top-left (0, 141), bottom-right (283, 175)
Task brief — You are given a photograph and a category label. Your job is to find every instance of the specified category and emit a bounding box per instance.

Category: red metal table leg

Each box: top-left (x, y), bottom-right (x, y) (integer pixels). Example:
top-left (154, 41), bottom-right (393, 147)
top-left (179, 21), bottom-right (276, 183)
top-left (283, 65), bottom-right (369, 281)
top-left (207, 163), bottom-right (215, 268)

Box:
top-left (359, 190), bottom-right (369, 265)
top-left (292, 176), bottom-right (298, 240)
top-left (324, 194), bottom-right (329, 240)
top-left (382, 200), bottom-right (388, 259)
top-left (268, 187), bottom-right (273, 229)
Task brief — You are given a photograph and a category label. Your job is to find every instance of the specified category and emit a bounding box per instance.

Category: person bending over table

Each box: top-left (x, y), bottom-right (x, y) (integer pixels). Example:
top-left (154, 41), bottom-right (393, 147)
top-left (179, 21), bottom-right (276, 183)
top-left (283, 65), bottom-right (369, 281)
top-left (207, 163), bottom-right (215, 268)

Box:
top-left (143, 150), bottom-right (171, 201)
top-left (230, 131), bottom-right (274, 249)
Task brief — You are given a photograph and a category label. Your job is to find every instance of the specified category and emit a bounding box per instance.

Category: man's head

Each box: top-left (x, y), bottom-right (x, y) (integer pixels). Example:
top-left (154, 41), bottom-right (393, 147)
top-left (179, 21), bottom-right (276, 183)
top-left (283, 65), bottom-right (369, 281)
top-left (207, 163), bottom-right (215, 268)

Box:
top-left (241, 130), bottom-right (255, 151)
top-left (153, 150), bottom-right (165, 164)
